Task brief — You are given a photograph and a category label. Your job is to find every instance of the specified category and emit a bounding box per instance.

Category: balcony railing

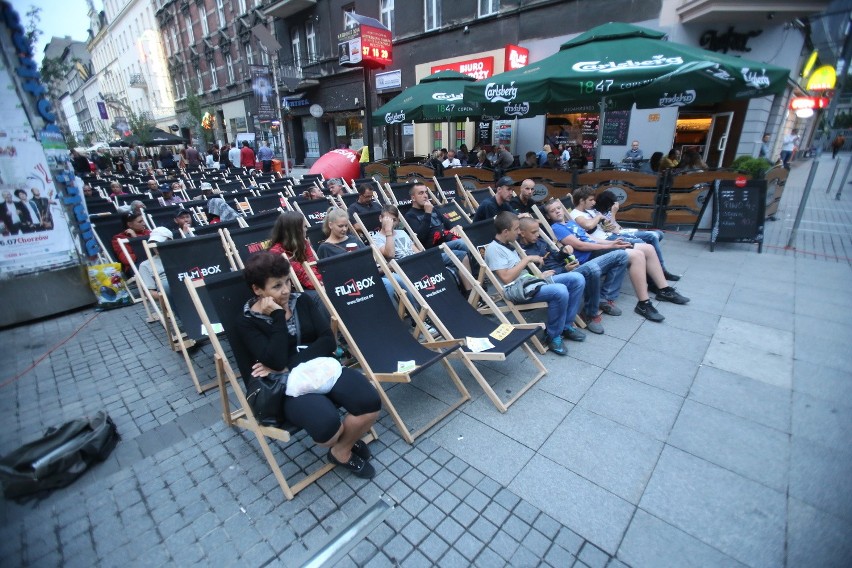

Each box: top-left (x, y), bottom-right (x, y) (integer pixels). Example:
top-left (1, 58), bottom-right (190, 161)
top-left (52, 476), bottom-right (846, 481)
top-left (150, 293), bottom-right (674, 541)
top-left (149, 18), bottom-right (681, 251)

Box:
top-left (129, 73), bottom-right (147, 88)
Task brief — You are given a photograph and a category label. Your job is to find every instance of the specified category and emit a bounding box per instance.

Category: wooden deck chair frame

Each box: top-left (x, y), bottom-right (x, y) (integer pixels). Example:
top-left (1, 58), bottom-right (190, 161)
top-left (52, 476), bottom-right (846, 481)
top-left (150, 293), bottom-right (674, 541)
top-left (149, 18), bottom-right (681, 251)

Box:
top-left (305, 248), bottom-right (470, 444)
top-left (465, 186), bottom-right (496, 212)
top-left (142, 239), bottom-right (218, 394)
top-left (454, 224), bottom-right (549, 354)
top-left (116, 237), bottom-right (163, 325)
top-left (431, 174), bottom-right (466, 205)
top-left (184, 275), bottom-right (376, 500)
top-left (390, 245), bottom-right (547, 412)
top-left (530, 203), bottom-right (558, 242)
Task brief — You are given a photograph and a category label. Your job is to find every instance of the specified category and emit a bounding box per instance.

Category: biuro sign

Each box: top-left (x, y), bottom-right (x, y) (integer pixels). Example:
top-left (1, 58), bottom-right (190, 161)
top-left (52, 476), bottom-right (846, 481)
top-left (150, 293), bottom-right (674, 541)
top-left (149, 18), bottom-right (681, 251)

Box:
top-left (432, 57), bottom-right (494, 80)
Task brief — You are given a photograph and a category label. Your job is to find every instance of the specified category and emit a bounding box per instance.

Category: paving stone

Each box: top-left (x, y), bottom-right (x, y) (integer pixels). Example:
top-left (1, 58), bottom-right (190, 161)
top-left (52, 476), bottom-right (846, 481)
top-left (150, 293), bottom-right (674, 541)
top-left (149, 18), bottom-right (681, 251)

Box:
top-left (383, 533), bottom-right (414, 563)
top-left (419, 533), bottom-right (450, 563)
top-left (450, 502), bottom-right (479, 529)
top-left (475, 546), bottom-right (507, 567)
top-left (436, 516), bottom-right (465, 545)
top-left (545, 543), bottom-right (576, 567)
top-left (579, 541), bottom-right (610, 568)
top-left (434, 490), bottom-right (461, 515)
top-left (469, 516), bottom-right (499, 543)
top-left (401, 517), bottom-right (430, 546)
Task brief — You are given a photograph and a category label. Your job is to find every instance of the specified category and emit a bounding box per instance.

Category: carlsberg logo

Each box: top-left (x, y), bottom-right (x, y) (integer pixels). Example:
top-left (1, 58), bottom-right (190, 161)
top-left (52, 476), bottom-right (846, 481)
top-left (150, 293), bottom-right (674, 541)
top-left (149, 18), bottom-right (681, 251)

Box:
top-left (484, 82), bottom-right (518, 102)
top-left (504, 102), bottom-right (530, 116)
top-left (385, 111), bottom-right (406, 124)
top-left (432, 93), bottom-right (462, 102)
top-left (572, 55), bottom-right (683, 74)
top-left (658, 90), bottom-right (697, 107)
top-left (413, 272), bottom-right (445, 291)
top-left (741, 68), bottom-right (770, 89)
top-left (334, 276), bottom-right (375, 297)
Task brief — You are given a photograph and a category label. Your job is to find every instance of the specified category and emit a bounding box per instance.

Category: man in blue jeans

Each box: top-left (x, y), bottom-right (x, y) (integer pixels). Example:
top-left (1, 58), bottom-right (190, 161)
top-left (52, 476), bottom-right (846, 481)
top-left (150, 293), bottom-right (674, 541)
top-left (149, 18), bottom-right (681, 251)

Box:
top-left (517, 216), bottom-right (628, 335)
top-left (484, 212), bottom-right (586, 356)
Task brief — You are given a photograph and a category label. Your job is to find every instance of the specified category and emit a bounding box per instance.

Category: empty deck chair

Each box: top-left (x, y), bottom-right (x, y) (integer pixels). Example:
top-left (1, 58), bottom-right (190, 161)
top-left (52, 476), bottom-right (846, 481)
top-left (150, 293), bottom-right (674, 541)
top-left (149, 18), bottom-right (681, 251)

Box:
top-left (306, 248), bottom-right (470, 443)
top-left (392, 246), bottom-right (547, 412)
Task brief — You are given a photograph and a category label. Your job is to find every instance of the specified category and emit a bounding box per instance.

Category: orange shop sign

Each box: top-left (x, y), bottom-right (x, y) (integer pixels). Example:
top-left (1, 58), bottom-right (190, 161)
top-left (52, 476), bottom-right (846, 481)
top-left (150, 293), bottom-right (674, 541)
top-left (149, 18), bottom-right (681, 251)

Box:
top-left (789, 96), bottom-right (829, 111)
top-left (504, 44), bottom-right (529, 70)
top-left (431, 57), bottom-right (494, 80)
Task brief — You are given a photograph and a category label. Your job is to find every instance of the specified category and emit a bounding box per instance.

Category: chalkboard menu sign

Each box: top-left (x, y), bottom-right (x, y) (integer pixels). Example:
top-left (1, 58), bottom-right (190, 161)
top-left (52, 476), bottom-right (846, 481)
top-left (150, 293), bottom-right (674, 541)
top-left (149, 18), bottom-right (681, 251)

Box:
top-left (600, 110), bottom-right (630, 146)
top-left (710, 179), bottom-right (767, 252)
top-left (476, 121), bottom-right (492, 145)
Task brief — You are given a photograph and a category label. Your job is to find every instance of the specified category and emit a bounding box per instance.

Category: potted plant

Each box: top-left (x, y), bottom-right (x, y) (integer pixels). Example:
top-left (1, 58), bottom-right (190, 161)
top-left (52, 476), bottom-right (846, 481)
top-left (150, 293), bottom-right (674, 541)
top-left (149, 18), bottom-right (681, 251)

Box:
top-left (730, 156), bottom-right (774, 179)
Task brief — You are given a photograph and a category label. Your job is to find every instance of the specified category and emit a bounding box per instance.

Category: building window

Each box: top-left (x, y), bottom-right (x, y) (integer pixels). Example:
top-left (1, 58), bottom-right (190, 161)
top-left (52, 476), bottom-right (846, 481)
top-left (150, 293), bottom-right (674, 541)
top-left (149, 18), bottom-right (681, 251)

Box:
top-left (199, 6), bottom-right (209, 36)
top-left (182, 75), bottom-right (188, 97)
top-left (225, 52), bottom-right (234, 83)
top-left (425, 0), bottom-right (441, 32)
top-left (450, 121), bottom-right (465, 149)
top-left (306, 21), bottom-right (317, 61)
top-left (478, 0), bottom-right (498, 16)
top-left (216, 0), bottom-right (225, 29)
top-left (245, 42), bottom-right (253, 65)
top-left (236, 0), bottom-right (246, 15)
top-left (171, 27), bottom-right (178, 52)
top-left (432, 123), bottom-right (442, 150)
top-left (185, 15), bottom-right (193, 45)
top-left (260, 45), bottom-right (269, 65)
top-left (343, 4), bottom-right (356, 30)
top-left (196, 68), bottom-right (203, 94)
top-left (210, 59), bottom-right (218, 89)
top-left (291, 27), bottom-right (302, 65)
top-left (380, 0), bottom-right (394, 33)
top-left (173, 76), bottom-right (180, 99)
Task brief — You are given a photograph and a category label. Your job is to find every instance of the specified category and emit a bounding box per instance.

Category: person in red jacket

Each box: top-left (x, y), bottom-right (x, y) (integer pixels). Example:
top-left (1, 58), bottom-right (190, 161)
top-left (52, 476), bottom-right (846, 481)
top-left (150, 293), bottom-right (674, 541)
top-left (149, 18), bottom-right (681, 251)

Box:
top-left (240, 141), bottom-right (256, 168)
top-left (111, 211), bottom-right (151, 275)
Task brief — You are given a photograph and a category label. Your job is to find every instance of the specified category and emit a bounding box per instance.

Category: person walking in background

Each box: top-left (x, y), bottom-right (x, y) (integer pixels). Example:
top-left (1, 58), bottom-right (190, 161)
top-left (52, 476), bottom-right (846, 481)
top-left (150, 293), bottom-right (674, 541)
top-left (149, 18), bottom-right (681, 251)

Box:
top-left (758, 134), bottom-right (771, 160)
top-left (240, 141), bottom-right (256, 168)
top-left (780, 129), bottom-right (800, 170)
top-left (257, 141), bottom-right (274, 172)
top-left (832, 134), bottom-right (845, 159)
top-left (229, 143), bottom-right (241, 170)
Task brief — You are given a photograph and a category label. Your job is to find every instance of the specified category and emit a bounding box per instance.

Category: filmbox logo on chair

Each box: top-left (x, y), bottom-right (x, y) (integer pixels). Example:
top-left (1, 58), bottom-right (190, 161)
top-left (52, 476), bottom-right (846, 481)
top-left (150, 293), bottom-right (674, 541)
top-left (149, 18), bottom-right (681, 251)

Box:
top-left (413, 272), bottom-right (445, 292)
top-left (177, 265), bottom-right (222, 281)
top-left (334, 277), bottom-right (375, 297)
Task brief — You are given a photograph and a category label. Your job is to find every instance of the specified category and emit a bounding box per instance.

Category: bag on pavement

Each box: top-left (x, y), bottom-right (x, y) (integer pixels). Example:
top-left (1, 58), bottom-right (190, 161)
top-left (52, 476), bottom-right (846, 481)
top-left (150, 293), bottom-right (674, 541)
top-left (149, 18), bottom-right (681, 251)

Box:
top-left (0, 411), bottom-right (119, 501)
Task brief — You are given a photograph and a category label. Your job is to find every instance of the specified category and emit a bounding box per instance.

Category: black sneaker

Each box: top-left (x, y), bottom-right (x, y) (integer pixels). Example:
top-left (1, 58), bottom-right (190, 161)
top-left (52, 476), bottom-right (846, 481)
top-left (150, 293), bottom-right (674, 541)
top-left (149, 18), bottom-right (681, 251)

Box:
top-left (328, 449), bottom-right (376, 479)
top-left (635, 300), bottom-right (665, 322)
top-left (663, 270), bottom-right (681, 281)
top-left (351, 439), bottom-right (372, 461)
top-left (656, 287), bottom-right (690, 304)
top-left (647, 279), bottom-right (661, 294)
top-left (543, 333), bottom-right (568, 356)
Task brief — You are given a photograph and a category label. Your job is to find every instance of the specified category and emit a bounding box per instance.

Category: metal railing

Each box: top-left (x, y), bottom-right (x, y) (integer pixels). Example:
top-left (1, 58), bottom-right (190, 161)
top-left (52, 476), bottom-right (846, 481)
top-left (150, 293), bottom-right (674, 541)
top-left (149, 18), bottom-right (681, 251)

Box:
top-left (129, 73), bottom-right (147, 88)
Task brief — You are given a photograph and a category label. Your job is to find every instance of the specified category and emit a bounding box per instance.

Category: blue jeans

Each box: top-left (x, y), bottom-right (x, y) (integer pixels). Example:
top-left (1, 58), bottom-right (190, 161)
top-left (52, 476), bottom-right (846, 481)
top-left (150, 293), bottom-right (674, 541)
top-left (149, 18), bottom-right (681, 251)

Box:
top-left (607, 230), bottom-right (666, 270)
top-left (581, 249), bottom-right (628, 307)
top-left (382, 274), bottom-right (418, 310)
top-left (518, 283), bottom-right (569, 338)
top-left (551, 271), bottom-right (585, 327)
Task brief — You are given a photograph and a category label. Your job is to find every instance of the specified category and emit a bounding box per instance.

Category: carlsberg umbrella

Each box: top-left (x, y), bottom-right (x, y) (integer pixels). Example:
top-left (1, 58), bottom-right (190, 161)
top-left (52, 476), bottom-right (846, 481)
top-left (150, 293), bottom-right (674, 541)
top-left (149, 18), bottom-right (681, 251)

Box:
top-left (372, 70), bottom-right (481, 125)
top-left (463, 22), bottom-right (790, 119)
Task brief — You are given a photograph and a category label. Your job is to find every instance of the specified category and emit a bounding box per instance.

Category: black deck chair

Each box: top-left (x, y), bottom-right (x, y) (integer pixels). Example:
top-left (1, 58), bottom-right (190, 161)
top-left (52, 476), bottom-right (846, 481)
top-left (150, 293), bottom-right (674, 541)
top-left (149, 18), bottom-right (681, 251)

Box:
top-left (184, 270), bottom-right (375, 500)
top-left (307, 247), bottom-right (470, 444)
top-left (190, 218), bottom-right (241, 237)
top-left (434, 200), bottom-right (471, 228)
top-left (337, 192), bottom-right (359, 209)
top-left (247, 193), bottom-right (286, 214)
top-left (144, 233), bottom-right (232, 393)
top-left (217, 181), bottom-right (245, 192)
top-left (147, 205), bottom-right (181, 229)
top-left (243, 209), bottom-right (283, 226)
top-left (115, 235), bottom-right (162, 325)
top-left (392, 247), bottom-right (547, 412)
top-left (383, 182), bottom-right (415, 207)
top-left (466, 187), bottom-right (495, 211)
top-left (90, 213), bottom-right (127, 264)
top-left (305, 224), bottom-right (325, 250)
top-left (85, 199), bottom-right (115, 216)
top-left (223, 222), bottom-right (276, 267)
top-left (432, 175), bottom-right (463, 203)
top-left (293, 197), bottom-right (331, 226)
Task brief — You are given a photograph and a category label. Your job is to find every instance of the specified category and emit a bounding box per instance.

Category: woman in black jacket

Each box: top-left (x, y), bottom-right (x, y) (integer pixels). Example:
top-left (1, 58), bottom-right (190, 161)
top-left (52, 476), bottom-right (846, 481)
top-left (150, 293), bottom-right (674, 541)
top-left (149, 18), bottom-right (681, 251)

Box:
top-left (235, 252), bottom-right (381, 478)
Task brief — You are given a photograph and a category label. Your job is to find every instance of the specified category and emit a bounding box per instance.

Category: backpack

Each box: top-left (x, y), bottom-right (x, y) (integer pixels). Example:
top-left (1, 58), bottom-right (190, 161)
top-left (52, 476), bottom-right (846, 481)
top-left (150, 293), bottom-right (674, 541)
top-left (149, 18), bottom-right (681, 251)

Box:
top-left (0, 411), bottom-right (119, 501)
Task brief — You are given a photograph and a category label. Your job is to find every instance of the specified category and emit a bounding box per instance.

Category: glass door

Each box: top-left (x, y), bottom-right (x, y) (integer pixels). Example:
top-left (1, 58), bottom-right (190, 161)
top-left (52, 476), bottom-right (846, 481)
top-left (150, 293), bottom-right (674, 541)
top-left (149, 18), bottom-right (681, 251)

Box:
top-left (703, 112), bottom-right (733, 168)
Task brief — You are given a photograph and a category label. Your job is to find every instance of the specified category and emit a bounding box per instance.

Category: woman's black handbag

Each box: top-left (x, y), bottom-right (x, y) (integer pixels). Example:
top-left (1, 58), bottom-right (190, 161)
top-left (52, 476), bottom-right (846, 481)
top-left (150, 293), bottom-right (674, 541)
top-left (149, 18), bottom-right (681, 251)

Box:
top-left (246, 374), bottom-right (287, 426)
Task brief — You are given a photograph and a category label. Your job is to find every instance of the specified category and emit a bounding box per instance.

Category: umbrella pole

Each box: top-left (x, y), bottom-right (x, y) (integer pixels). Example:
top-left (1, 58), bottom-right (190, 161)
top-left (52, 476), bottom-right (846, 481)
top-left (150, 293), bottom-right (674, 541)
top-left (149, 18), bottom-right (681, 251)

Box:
top-left (595, 97), bottom-right (607, 170)
top-left (272, 54), bottom-right (291, 177)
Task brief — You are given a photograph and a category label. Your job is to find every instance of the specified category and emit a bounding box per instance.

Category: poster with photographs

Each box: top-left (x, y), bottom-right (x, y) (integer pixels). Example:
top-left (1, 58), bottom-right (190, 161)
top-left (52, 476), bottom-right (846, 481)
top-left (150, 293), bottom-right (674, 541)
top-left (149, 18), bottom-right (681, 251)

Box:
top-left (0, 61), bottom-right (77, 273)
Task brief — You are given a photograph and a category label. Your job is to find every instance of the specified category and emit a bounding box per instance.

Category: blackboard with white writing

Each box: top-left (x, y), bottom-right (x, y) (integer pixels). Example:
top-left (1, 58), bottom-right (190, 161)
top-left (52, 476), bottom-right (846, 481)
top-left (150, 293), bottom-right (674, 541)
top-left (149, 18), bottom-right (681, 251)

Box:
top-left (600, 110), bottom-right (631, 146)
top-left (710, 179), bottom-right (766, 252)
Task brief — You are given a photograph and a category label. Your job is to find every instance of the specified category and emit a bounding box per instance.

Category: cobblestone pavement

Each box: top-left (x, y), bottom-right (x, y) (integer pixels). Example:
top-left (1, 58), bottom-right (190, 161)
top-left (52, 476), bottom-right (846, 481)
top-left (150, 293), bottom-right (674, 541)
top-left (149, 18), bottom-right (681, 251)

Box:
top-left (0, 156), bottom-right (849, 567)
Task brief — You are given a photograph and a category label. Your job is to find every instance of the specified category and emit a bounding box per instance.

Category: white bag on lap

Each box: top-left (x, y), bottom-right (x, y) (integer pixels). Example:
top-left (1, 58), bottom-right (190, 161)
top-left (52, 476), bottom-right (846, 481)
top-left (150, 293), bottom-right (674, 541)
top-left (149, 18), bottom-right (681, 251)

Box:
top-left (285, 357), bottom-right (343, 397)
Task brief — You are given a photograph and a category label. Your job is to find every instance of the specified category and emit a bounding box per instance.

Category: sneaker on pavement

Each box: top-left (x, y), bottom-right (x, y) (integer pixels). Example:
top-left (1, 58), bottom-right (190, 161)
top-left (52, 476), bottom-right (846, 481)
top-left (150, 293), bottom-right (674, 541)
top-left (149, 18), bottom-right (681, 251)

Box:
top-left (562, 325), bottom-right (586, 342)
top-left (599, 300), bottom-right (622, 316)
top-left (580, 313), bottom-right (605, 334)
top-left (635, 300), bottom-right (665, 322)
top-left (543, 333), bottom-right (568, 356)
top-left (327, 448), bottom-right (376, 478)
top-left (663, 270), bottom-right (681, 281)
top-left (656, 286), bottom-right (690, 304)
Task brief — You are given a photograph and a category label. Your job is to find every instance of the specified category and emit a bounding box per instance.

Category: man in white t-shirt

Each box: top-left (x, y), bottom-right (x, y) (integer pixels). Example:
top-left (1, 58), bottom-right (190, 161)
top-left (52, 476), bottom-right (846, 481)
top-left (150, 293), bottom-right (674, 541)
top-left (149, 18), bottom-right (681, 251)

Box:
top-left (780, 129), bottom-right (800, 170)
top-left (442, 150), bottom-right (462, 169)
top-left (228, 144), bottom-right (241, 170)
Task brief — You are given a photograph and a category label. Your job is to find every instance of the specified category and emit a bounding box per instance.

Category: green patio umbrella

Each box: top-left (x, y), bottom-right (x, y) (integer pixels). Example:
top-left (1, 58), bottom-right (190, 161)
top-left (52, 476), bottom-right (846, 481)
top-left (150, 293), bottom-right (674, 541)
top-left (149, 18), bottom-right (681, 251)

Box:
top-left (372, 70), bottom-right (481, 125)
top-left (463, 22), bottom-right (790, 118)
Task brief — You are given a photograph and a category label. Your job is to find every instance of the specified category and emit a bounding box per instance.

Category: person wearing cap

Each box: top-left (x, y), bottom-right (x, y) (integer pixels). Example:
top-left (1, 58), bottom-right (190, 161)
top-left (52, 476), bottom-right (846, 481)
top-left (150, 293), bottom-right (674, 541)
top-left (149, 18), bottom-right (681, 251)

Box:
top-left (162, 182), bottom-right (184, 205)
top-left (168, 208), bottom-right (194, 236)
top-left (199, 181), bottom-right (215, 197)
top-left (473, 176), bottom-right (517, 221)
top-left (138, 227), bottom-right (173, 299)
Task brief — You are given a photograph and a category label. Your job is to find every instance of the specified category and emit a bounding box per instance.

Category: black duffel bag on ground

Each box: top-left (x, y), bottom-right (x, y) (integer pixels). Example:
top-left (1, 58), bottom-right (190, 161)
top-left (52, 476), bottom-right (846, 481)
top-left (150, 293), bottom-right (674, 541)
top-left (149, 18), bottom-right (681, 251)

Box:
top-left (0, 411), bottom-right (119, 501)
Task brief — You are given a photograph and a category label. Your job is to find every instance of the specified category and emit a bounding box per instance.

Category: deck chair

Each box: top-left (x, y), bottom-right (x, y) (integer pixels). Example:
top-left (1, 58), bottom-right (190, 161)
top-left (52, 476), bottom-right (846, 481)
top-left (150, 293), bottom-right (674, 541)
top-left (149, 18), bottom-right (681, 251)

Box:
top-left (143, 233), bottom-right (232, 393)
top-left (434, 200), bottom-right (471, 228)
top-left (466, 187), bottom-right (496, 212)
top-left (530, 203), bottom-right (558, 241)
top-left (336, 192), bottom-right (360, 210)
top-left (383, 182), bottom-right (415, 208)
top-left (146, 205), bottom-right (182, 229)
top-left (243, 209), bottom-right (283, 226)
top-left (391, 246), bottom-right (547, 412)
top-left (223, 223), bottom-right (276, 269)
top-left (432, 175), bottom-right (465, 204)
top-left (184, 271), bottom-right (375, 500)
top-left (293, 197), bottom-right (331, 226)
top-left (190, 218), bottom-right (242, 237)
top-left (306, 248), bottom-right (470, 444)
top-left (246, 193), bottom-right (287, 214)
top-left (456, 221), bottom-right (549, 354)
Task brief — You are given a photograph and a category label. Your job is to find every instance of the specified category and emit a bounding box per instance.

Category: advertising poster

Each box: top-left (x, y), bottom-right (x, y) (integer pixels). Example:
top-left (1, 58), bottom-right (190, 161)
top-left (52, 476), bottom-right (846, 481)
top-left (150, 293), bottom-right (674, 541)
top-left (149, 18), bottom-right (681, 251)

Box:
top-left (250, 65), bottom-right (275, 121)
top-left (0, 57), bottom-right (77, 274)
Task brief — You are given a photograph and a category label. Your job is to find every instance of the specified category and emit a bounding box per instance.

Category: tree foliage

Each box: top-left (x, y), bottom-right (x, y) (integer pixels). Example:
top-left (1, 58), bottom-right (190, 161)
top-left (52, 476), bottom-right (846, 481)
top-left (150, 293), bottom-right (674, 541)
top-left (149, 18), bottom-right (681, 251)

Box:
top-left (183, 93), bottom-right (214, 147)
top-left (126, 109), bottom-right (156, 145)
